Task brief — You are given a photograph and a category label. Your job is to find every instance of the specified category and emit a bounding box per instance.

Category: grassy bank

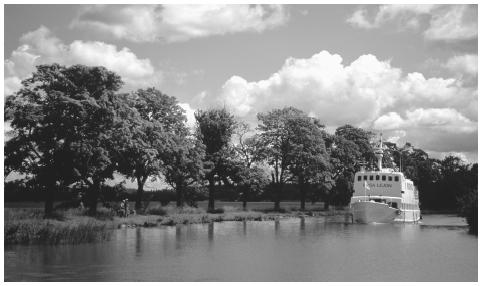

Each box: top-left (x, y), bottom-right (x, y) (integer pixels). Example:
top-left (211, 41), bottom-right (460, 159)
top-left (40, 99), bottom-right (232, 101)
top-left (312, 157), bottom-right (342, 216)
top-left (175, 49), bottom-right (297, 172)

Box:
top-left (5, 208), bottom-right (113, 245)
top-left (5, 204), bottom-right (346, 245)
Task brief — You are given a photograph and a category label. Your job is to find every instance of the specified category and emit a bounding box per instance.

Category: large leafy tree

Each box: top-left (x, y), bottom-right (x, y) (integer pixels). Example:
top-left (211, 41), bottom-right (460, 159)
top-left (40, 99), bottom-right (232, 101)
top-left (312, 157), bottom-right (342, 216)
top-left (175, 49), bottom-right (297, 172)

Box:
top-left (256, 107), bottom-right (303, 210)
top-left (5, 64), bottom-right (123, 216)
top-left (195, 108), bottom-right (236, 211)
top-left (160, 135), bottom-right (205, 207)
top-left (285, 115), bottom-right (330, 211)
top-left (232, 122), bottom-right (269, 210)
top-left (115, 88), bottom-right (187, 211)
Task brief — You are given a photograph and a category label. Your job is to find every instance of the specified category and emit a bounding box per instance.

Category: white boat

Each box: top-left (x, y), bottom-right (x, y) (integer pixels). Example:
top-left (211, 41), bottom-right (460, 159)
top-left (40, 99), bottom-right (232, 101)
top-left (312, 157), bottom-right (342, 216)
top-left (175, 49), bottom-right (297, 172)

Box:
top-left (349, 135), bottom-right (421, 223)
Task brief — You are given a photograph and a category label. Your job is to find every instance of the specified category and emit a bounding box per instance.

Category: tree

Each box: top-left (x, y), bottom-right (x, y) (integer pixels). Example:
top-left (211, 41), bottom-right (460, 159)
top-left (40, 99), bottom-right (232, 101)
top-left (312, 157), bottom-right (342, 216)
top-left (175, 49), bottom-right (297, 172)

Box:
top-left (233, 165), bottom-right (269, 210)
top-left (233, 122), bottom-right (263, 169)
top-left (323, 125), bottom-right (374, 208)
top-left (115, 88), bottom-right (187, 211)
top-left (335, 125), bottom-right (375, 163)
top-left (160, 135), bottom-right (205, 207)
top-left (285, 114), bottom-right (330, 211)
top-left (257, 107), bottom-right (307, 210)
top-left (5, 64), bottom-right (123, 216)
top-left (232, 122), bottom-right (269, 210)
top-left (195, 108), bottom-right (236, 211)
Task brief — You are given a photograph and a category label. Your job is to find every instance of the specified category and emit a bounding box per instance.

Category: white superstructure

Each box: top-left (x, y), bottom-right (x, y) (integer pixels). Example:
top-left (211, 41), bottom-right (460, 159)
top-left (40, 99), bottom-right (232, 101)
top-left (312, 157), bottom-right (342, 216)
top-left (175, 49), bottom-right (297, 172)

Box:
top-left (349, 135), bottom-right (421, 223)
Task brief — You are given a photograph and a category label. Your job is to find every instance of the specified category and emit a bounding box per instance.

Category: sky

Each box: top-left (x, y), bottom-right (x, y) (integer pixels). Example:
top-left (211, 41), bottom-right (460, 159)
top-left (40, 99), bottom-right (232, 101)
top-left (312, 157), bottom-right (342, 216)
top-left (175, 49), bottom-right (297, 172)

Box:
top-left (4, 4), bottom-right (478, 188)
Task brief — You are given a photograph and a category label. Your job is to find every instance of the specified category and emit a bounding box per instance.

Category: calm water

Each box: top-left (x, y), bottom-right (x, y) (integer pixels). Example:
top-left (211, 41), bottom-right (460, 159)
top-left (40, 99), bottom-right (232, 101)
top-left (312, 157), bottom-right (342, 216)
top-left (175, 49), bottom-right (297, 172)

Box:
top-left (4, 214), bottom-right (477, 281)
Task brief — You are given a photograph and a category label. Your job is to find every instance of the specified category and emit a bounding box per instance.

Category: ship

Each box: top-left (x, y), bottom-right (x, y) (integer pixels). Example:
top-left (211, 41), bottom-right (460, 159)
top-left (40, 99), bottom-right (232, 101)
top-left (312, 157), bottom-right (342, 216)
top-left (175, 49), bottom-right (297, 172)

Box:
top-left (349, 134), bottom-right (421, 223)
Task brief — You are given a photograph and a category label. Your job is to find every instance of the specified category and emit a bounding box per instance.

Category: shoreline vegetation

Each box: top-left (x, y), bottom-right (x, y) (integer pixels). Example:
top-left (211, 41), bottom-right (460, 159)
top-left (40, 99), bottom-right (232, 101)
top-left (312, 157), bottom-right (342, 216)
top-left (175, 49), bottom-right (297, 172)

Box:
top-left (5, 203), bottom-right (351, 245)
top-left (5, 201), bottom-right (471, 245)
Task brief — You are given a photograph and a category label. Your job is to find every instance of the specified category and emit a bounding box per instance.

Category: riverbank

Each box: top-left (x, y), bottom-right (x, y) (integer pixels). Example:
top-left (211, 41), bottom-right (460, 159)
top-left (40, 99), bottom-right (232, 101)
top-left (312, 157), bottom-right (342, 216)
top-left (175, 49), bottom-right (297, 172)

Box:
top-left (5, 205), bottom-right (348, 245)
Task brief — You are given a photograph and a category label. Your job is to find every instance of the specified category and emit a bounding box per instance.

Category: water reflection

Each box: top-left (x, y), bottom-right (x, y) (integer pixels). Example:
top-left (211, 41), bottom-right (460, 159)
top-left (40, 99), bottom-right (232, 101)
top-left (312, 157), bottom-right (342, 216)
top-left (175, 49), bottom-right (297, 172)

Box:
top-left (274, 219), bottom-right (280, 238)
top-left (5, 215), bottom-right (477, 282)
top-left (208, 222), bottom-right (214, 244)
top-left (175, 225), bottom-right (182, 250)
top-left (299, 217), bottom-right (306, 236)
top-left (135, 228), bottom-right (142, 256)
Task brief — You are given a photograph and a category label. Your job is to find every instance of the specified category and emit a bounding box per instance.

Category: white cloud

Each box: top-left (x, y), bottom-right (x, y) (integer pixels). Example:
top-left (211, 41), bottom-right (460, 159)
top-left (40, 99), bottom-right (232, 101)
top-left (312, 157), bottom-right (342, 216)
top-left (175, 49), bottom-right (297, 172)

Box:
top-left (208, 50), bottom-right (476, 156)
top-left (373, 112), bottom-right (404, 130)
top-left (375, 108), bottom-right (477, 133)
top-left (4, 26), bottom-right (161, 96)
top-left (347, 4), bottom-right (477, 42)
top-left (346, 9), bottom-right (375, 29)
top-left (71, 4), bottom-right (288, 43)
top-left (444, 54), bottom-right (478, 76)
top-left (424, 5), bottom-right (477, 41)
top-left (347, 5), bottom-right (436, 30)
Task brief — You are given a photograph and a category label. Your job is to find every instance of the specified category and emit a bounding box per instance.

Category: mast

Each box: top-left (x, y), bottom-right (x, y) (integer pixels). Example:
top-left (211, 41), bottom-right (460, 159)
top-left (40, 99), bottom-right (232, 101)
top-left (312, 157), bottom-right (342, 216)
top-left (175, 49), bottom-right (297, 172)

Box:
top-left (374, 133), bottom-right (383, 171)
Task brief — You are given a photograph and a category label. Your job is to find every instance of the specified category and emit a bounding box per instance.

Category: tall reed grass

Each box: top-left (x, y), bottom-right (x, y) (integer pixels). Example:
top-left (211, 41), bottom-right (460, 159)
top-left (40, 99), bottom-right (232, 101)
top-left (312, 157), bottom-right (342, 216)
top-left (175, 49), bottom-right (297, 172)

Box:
top-left (5, 208), bottom-right (114, 245)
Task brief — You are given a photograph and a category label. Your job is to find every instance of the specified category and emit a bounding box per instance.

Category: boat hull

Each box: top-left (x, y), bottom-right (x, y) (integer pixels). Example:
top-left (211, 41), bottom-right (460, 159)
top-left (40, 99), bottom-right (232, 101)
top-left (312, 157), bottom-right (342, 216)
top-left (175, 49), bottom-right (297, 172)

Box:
top-left (350, 201), bottom-right (398, 223)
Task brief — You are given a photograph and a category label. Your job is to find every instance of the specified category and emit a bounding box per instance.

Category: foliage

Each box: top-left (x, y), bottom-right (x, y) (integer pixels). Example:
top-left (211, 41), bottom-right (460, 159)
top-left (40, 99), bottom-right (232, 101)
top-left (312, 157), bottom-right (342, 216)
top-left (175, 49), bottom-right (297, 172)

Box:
top-left (5, 208), bottom-right (113, 244)
top-left (458, 189), bottom-right (477, 235)
top-left (5, 64), bottom-right (124, 216)
top-left (256, 107), bottom-right (303, 209)
top-left (323, 125), bottom-right (374, 207)
top-left (285, 112), bottom-right (330, 210)
top-left (115, 88), bottom-right (188, 211)
top-left (145, 206), bottom-right (167, 216)
top-left (195, 108), bottom-right (236, 210)
top-left (160, 135), bottom-right (206, 207)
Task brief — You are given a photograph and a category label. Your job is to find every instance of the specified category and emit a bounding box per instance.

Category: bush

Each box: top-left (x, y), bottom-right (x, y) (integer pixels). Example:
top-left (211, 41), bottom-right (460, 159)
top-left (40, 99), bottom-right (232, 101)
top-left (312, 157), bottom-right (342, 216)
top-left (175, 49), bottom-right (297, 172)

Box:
top-left (146, 207), bottom-right (167, 216)
top-left (163, 206), bottom-right (205, 215)
top-left (221, 206), bottom-right (240, 213)
top-left (207, 208), bottom-right (224, 214)
top-left (459, 189), bottom-right (477, 235)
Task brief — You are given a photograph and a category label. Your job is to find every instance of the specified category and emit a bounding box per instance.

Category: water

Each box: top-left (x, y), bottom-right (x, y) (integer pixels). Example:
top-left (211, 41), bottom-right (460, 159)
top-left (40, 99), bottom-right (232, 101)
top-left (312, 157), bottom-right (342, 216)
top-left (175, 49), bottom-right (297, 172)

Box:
top-left (5, 214), bottom-right (477, 281)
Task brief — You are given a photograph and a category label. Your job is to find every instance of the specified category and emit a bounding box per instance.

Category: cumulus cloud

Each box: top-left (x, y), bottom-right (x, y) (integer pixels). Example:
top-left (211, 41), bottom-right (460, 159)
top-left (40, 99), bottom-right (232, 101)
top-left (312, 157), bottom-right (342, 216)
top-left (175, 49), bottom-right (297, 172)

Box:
top-left (71, 4), bottom-right (288, 43)
top-left (347, 5), bottom-right (435, 30)
top-left (424, 5), bottom-right (478, 41)
top-left (444, 54), bottom-right (478, 77)
top-left (207, 50), bottom-right (476, 156)
top-left (4, 26), bottom-right (161, 96)
top-left (347, 4), bottom-right (477, 41)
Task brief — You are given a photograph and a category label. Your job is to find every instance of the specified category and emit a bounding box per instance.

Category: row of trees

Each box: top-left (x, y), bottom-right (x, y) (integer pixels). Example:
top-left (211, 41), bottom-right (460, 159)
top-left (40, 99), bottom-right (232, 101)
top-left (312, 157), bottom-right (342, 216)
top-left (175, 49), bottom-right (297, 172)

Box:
top-left (5, 64), bottom-right (477, 219)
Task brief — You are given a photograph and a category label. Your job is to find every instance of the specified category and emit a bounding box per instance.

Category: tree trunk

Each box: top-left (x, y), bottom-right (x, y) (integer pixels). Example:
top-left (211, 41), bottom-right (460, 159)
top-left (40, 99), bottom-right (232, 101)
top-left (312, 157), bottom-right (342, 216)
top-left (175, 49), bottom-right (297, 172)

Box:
top-left (88, 179), bottom-right (101, 216)
top-left (176, 185), bottom-right (184, 207)
top-left (274, 183), bottom-right (282, 211)
top-left (242, 187), bottom-right (248, 211)
top-left (300, 188), bottom-right (306, 211)
top-left (44, 182), bottom-right (55, 217)
top-left (299, 177), bottom-right (306, 211)
top-left (135, 176), bottom-right (146, 212)
top-left (324, 200), bottom-right (330, 210)
top-left (208, 177), bottom-right (215, 211)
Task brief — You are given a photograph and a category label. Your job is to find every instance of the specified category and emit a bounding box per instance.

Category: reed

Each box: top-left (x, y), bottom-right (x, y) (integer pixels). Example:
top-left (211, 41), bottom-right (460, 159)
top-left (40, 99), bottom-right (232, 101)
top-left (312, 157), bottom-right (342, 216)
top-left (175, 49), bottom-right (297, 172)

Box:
top-left (5, 205), bottom-right (341, 244)
top-left (5, 216), bottom-right (113, 244)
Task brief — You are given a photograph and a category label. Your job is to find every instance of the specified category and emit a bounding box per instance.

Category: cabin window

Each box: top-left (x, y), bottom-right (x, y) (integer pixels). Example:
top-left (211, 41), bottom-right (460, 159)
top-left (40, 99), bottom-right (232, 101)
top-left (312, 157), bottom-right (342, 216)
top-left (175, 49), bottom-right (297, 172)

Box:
top-left (369, 175), bottom-right (373, 181)
top-left (358, 176), bottom-right (361, 181)
top-left (382, 175), bottom-right (386, 181)
top-left (394, 176), bottom-right (399, 182)
top-left (376, 175), bottom-right (380, 180)
top-left (388, 176), bottom-right (392, 181)
top-left (363, 175), bottom-right (367, 181)
top-left (401, 190), bottom-right (404, 194)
